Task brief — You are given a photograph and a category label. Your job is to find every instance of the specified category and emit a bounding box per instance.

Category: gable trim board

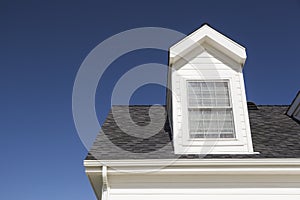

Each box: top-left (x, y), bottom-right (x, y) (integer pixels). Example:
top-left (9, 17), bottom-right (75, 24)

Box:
top-left (169, 24), bottom-right (247, 66)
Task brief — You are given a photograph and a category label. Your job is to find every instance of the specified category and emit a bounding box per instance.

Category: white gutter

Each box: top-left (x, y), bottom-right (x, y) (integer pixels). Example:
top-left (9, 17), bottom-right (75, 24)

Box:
top-left (85, 158), bottom-right (300, 167)
top-left (84, 158), bottom-right (300, 175)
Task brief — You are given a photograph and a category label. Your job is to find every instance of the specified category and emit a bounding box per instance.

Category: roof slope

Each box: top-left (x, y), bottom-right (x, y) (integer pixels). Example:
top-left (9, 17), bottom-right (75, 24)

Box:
top-left (86, 105), bottom-right (300, 160)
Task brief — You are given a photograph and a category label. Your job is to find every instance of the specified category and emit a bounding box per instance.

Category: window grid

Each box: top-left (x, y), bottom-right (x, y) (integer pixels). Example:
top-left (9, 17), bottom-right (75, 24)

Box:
top-left (187, 81), bottom-right (235, 139)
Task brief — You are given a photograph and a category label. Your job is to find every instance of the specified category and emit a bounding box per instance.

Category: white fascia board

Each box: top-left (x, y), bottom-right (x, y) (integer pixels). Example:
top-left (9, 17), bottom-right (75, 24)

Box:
top-left (84, 159), bottom-right (300, 175)
top-left (84, 159), bottom-right (300, 167)
top-left (84, 158), bottom-right (300, 175)
top-left (169, 24), bottom-right (247, 66)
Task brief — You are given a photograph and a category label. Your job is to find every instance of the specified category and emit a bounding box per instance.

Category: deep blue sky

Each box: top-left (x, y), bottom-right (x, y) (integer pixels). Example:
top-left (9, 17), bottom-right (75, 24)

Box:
top-left (1, 1), bottom-right (300, 199)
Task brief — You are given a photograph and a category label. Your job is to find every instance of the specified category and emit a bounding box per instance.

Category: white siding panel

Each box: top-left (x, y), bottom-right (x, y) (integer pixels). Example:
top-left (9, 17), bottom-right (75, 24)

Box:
top-left (109, 174), bottom-right (300, 200)
top-left (189, 57), bottom-right (223, 64)
top-left (110, 194), bottom-right (300, 200)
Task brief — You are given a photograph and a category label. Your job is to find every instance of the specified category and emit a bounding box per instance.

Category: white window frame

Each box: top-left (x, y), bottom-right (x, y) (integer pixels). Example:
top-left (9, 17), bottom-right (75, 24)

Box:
top-left (181, 77), bottom-right (244, 147)
top-left (186, 79), bottom-right (236, 139)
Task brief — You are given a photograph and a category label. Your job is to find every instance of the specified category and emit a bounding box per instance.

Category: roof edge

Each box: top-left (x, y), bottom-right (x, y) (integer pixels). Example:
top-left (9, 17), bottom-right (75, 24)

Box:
top-left (169, 24), bottom-right (247, 66)
top-left (84, 158), bottom-right (300, 167)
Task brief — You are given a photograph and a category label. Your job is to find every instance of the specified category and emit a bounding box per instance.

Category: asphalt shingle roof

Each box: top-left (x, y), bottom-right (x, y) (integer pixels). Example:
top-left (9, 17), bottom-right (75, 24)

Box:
top-left (86, 105), bottom-right (300, 160)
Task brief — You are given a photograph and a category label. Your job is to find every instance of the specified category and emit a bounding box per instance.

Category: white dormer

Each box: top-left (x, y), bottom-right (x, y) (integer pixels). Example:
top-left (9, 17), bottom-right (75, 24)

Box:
top-left (287, 91), bottom-right (300, 122)
top-left (167, 24), bottom-right (255, 154)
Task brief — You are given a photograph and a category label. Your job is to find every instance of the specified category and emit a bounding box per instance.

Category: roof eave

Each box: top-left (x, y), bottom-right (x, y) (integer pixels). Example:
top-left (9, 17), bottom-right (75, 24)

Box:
top-left (85, 158), bottom-right (300, 175)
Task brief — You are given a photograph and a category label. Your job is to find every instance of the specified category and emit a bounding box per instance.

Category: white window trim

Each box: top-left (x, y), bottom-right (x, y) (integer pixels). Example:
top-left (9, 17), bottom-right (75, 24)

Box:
top-left (185, 79), bottom-right (236, 139)
top-left (180, 77), bottom-right (245, 147)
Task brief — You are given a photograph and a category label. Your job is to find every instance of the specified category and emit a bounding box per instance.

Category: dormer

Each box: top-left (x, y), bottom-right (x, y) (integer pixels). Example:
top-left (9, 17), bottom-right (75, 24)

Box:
top-left (287, 91), bottom-right (300, 122)
top-left (167, 24), bottom-right (255, 154)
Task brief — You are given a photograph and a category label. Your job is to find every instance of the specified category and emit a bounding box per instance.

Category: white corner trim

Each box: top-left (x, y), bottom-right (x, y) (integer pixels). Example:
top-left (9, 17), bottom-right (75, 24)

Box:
top-left (239, 71), bottom-right (255, 153)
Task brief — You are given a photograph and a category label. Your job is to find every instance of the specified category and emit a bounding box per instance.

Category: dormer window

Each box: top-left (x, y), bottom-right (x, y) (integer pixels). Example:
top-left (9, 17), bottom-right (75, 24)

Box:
top-left (187, 80), bottom-right (235, 139)
top-left (167, 24), bottom-right (256, 154)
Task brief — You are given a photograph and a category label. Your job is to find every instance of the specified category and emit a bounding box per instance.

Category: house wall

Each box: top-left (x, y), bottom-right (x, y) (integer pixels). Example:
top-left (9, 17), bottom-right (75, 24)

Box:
top-left (85, 160), bottom-right (300, 200)
top-left (170, 44), bottom-right (253, 154)
top-left (108, 173), bottom-right (300, 200)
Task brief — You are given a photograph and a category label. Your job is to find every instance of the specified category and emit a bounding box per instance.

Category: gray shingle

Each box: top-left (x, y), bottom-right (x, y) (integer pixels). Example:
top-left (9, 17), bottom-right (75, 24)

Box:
top-left (86, 105), bottom-right (300, 160)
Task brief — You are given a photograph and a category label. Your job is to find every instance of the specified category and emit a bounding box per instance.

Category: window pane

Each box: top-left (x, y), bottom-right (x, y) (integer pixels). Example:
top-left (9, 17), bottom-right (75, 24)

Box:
top-left (187, 80), bottom-right (235, 139)
top-left (188, 81), bottom-right (230, 107)
top-left (216, 98), bottom-right (230, 106)
top-left (188, 109), bottom-right (235, 138)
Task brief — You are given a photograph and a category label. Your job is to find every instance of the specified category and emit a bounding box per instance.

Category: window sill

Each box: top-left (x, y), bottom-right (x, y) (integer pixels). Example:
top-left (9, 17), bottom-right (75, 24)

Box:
top-left (182, 139), bottom-right (245, 146)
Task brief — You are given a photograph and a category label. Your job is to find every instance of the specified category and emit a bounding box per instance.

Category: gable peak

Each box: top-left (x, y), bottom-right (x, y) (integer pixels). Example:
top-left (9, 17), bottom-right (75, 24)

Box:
top-left (170, 24), bottom-right (247, 66)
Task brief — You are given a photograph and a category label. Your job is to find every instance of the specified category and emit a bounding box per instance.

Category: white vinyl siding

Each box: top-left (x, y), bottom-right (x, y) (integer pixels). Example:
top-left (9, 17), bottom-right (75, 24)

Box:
top-left (187, 81), bottom-right (235, 139)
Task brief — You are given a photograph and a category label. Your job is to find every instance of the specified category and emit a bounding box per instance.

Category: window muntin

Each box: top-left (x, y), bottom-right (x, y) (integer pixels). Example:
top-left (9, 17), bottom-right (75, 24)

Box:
top-left (187, 81), bottom-right (235, 139)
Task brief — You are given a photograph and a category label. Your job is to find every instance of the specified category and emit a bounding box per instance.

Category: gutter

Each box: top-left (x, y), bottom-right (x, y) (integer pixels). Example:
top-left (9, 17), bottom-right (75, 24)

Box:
top-left (85, 158), bottom-right (300, 166)
top-left (84, 158), bottom-right (300, 175)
